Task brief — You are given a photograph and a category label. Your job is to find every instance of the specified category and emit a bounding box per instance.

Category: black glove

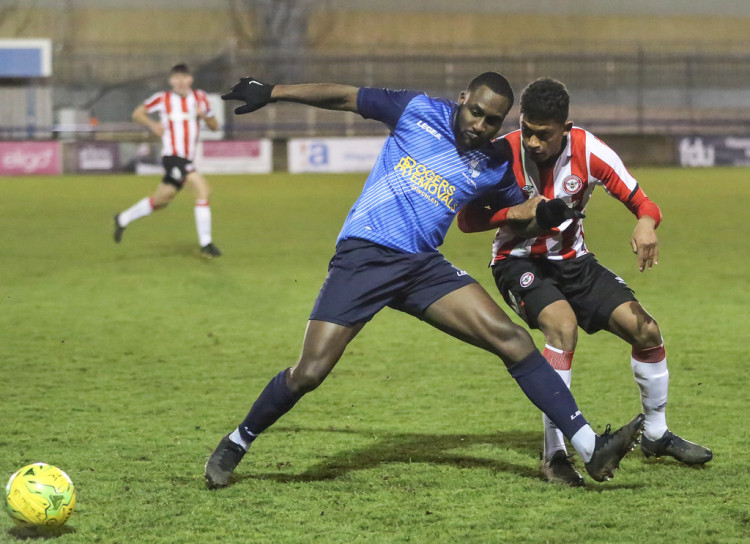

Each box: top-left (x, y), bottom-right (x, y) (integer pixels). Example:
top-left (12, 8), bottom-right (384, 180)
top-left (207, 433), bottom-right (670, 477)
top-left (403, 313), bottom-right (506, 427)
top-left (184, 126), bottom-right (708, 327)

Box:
top-left (221, 77), bottom-right (275, 114)
top-left (535, 198), bottom-right (585, 229)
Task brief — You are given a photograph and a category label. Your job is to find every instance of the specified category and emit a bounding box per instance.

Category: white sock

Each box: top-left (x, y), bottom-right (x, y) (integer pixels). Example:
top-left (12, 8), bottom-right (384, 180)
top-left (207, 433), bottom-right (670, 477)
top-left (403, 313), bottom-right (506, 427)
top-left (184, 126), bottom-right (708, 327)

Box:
top-left (542, 344), bottom-right (573, 460)
top-left (194, 200), bottom-right (212, 247)
top-left (118, 197), bottom-right (153, 227)
top-left (228, 428), bottom-right (250, 452)
top-left (570, 425), bottom-right (597, 463)
top-left (631, 346), bottom-right (669, 441)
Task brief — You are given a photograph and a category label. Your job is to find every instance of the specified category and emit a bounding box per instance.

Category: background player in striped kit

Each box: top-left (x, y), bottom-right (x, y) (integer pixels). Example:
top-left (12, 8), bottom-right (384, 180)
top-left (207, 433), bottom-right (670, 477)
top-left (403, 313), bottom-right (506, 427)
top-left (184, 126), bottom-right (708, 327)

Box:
top-left (204, 73), bottom-right (645, 489)
top-left (114, 63), bottom-right (222, 258)
top-left (457, 77), bottom-right (712, 486)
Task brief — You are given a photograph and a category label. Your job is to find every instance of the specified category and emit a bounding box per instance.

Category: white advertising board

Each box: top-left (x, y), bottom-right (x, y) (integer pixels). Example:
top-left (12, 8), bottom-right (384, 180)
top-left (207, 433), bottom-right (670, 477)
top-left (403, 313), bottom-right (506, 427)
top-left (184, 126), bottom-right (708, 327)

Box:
top-left (288, 137), bottom-right (387, 173)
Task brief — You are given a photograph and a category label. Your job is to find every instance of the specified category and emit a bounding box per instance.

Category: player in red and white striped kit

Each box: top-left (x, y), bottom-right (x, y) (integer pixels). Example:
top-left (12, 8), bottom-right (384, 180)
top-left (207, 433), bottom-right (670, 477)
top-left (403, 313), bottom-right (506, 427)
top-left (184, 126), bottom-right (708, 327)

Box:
top-left (114, 63), bottom-right (222, 258)
top-left (457, 78), bottom-right (712, 486)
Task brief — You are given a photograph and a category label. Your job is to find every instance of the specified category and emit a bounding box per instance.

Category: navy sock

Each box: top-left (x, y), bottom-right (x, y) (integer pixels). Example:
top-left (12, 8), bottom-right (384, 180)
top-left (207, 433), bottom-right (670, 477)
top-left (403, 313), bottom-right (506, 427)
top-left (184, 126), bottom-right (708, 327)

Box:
top-left (507, 350), bottom-right (588, 439)
top-left (238, 369), bottom-right (302, 445)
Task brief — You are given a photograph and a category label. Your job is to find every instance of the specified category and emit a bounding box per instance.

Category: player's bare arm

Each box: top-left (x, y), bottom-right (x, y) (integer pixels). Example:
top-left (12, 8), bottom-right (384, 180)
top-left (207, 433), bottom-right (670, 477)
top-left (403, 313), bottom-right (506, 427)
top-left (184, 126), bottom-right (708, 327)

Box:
top-left (270, 83), bottom-right (359, 113)
top-left (631, 216), bottom-right (659, 272)
top-left (132, 104), bottom-right (163, 137)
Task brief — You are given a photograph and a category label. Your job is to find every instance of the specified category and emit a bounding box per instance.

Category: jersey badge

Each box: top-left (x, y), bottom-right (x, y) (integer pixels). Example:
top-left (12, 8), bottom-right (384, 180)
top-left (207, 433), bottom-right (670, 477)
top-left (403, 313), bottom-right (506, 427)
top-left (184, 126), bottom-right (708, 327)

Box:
top-left (562, 175), bottom-right (583, 195)
top-left (462, 159), bottom-right (482, 188)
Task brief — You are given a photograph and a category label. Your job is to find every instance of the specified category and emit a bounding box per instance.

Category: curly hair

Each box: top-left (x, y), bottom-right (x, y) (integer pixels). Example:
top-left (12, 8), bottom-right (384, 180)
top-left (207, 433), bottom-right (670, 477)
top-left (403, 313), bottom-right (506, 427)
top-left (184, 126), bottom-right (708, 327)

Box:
top-left (520, 78), bottom-right (569, 124)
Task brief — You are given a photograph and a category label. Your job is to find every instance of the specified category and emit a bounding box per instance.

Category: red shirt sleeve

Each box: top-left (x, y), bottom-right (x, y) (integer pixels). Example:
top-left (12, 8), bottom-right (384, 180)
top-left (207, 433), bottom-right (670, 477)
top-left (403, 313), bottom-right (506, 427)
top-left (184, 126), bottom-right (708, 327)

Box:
top-left (456, 202), bottom-right (510, 233)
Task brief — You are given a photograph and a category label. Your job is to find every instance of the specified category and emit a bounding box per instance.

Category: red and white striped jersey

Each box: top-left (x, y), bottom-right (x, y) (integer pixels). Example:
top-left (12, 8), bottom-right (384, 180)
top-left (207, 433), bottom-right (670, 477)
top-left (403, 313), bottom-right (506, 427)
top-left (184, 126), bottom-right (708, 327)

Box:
top-left (490, 127), bottom-right (661, 262)
top-left (143, 89), bottom-right (213, 161)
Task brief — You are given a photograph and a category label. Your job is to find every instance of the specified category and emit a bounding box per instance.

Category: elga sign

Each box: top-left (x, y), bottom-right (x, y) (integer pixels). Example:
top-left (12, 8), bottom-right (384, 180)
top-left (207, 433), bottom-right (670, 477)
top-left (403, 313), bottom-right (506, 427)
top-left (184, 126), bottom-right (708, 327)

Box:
top-left (678, 136), bottom-right (750, 167)
top-left (287, 137), bottom-right (387, 173)
top-left (0, 141), bottom-right (61, 175)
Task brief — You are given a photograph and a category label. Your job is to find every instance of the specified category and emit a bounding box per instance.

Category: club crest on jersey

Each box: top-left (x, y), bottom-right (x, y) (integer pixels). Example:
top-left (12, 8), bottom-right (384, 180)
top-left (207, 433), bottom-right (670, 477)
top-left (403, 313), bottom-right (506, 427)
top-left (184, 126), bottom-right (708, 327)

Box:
top-left (462, 159), bottom-right (482, 188)
top-left (519, 272), bottom-right (535, 288)
top-left (562, 175), bottom-right (583, 195)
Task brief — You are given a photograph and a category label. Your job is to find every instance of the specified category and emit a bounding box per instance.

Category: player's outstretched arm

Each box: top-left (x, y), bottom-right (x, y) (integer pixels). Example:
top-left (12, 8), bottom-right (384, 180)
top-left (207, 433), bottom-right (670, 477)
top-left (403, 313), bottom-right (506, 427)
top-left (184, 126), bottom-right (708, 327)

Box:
top-left (271, 83), bottom-right (360, 113)
top-left (222, 76), bottom-right (359, 115)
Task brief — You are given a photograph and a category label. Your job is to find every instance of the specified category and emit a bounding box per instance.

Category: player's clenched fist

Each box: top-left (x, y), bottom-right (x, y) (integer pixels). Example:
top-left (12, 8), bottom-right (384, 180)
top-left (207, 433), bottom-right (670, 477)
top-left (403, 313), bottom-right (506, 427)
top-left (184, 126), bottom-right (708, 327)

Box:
top-left (221, 77), bottom-right (275, 114)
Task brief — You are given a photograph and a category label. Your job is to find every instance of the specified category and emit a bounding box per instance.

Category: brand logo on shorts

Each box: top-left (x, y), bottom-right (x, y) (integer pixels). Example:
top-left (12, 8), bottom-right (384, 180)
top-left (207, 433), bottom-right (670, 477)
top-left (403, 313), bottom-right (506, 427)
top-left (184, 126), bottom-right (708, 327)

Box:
top-left (522, 184), bottom-right (535, 196)
top-left (562, 175), bottom-right (583, 195)
top-left (456, 269), bottom-right (468, 277)
top-left (519, 272), bottom-right (535, 288)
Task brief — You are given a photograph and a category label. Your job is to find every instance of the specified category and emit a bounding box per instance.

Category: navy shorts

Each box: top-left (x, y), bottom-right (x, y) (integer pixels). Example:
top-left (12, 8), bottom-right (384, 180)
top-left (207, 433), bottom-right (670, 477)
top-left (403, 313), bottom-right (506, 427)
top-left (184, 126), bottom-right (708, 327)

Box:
top-left (491, 253), bottom-right (636, 334)
top-left (310, 238), bottom-right (477, 327)
top-left (161, 156), bottom-right (195, 189)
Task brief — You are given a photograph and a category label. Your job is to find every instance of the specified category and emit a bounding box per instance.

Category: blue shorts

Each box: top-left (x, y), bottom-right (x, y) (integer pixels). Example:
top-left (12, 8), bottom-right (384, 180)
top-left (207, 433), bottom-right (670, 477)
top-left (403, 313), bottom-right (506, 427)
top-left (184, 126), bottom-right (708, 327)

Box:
top-left (310, 238), bottom-right (477, 327)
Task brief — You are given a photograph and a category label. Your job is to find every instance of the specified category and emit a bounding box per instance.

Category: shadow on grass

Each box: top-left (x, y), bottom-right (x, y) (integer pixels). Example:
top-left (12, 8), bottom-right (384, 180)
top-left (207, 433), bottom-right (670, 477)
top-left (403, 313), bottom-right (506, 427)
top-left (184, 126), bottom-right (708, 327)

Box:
top-left (225, 426), bottom-right (642, 491)
top-left (6, 525), bottom-right (76, 540)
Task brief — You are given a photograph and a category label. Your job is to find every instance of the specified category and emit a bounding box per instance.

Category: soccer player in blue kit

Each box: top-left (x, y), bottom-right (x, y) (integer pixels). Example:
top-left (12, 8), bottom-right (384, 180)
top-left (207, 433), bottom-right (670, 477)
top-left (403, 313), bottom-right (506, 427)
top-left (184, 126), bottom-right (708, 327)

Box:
top-left (205, 73), bottom-right (644, 488)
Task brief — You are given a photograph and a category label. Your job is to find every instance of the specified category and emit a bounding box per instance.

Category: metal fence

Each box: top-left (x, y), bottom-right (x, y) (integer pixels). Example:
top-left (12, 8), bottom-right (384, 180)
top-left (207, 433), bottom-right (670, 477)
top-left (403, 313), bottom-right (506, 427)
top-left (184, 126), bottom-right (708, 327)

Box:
top-left (5, 47), bottom-right (750, 139)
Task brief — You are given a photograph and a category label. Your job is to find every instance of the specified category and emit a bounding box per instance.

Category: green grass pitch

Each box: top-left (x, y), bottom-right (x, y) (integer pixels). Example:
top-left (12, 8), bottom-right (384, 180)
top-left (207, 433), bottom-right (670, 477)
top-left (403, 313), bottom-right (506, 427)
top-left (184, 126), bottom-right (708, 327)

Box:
top-left (0, 169), bottom-right (747, 543)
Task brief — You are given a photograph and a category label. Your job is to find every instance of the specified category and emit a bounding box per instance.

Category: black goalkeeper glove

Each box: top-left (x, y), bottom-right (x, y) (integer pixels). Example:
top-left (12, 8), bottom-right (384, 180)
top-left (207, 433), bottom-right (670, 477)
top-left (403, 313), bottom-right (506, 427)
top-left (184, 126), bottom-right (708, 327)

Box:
top-left (221, 77), bottom-right (275, 114)
top-left (535, 198), bottom-right (585, 229)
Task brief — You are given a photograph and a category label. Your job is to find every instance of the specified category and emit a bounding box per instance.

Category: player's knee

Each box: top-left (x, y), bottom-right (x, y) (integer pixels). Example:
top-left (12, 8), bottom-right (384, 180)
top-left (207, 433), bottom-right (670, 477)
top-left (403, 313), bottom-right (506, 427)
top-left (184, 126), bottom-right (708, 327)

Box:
top-left (544, 319), bottom-right (578, 350)
top-left (288, 362), bottom-right (328, 394)
top-left (150, 198), bottom-right (169, 210)
top-left (490, 322), bottom-right (536, 363)
top-left (634, 319), bottom-right (662, 349)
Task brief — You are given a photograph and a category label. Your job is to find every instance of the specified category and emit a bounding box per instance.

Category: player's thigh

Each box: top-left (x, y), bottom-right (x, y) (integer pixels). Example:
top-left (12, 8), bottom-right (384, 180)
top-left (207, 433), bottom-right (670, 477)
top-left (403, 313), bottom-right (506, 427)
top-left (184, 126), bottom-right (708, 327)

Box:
top-left (492, 258), bottom-right (566, 330)
top-left (563, 256), bottom-right (637, 334)
top-left (422, 283), bottom-right (535, 364)
top-left (536, 300), bottom-right (579, 351)
top-left (606, 301), bottom-right (661, 349)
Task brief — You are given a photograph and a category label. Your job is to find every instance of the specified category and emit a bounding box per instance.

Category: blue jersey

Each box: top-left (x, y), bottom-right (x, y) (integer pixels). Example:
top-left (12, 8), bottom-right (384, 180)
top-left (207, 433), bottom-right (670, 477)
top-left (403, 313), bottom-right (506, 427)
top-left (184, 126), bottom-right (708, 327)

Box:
top-left (337, 87), bottom-right (524, 253)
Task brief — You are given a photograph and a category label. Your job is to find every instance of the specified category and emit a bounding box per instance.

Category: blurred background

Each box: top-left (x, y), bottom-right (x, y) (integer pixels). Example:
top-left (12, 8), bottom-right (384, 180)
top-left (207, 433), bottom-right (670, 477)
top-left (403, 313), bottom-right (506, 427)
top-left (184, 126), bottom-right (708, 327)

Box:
top-left (2, 0), bottom-right (750, 170)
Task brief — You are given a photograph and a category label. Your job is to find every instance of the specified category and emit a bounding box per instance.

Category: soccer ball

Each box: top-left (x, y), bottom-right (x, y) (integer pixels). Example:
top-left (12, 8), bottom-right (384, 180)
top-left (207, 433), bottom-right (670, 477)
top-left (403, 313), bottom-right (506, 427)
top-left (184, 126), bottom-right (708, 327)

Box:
top-left (5, 463), bottom-right (76, 527)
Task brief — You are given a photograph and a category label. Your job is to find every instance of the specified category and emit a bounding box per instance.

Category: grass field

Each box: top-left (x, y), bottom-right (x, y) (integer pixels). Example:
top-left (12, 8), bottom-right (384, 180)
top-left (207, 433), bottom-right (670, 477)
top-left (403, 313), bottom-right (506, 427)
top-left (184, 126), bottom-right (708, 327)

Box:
top-left (0, 169), bottom-right (748, 543)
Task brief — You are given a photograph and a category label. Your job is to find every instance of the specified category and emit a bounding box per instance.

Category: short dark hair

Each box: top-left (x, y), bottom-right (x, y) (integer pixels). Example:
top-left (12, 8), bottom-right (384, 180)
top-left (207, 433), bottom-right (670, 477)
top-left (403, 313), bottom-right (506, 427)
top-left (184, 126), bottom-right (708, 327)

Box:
top-left (170, 63), bottom-right (191, 75)
top-left (520, 78), bottom-right (569, 124)
top-left (467, 72), bottom-right (514, 107)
